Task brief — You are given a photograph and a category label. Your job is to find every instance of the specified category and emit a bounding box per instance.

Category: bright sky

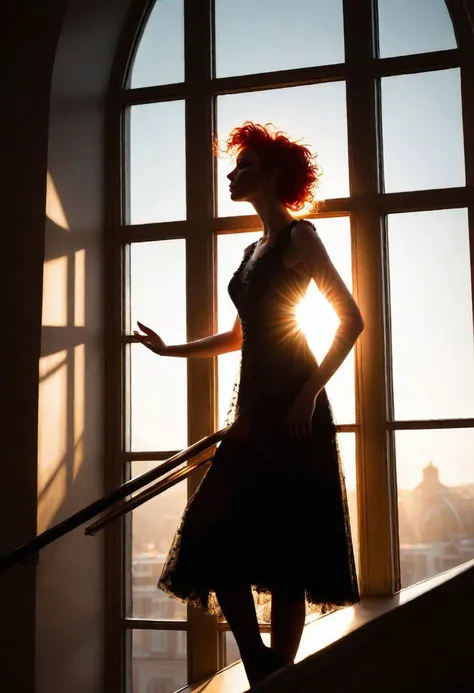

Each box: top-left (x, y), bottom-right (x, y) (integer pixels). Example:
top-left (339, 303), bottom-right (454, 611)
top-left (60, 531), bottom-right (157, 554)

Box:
top-left (127, 0), bottom-right (474, 511)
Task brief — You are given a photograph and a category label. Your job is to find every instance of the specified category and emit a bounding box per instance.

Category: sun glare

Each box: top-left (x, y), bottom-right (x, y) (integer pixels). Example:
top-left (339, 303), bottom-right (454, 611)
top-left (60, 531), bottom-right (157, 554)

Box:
top-left (296, 282), bottom-right (340, 363)
top-left (296, 606), bottom-right (355, 662)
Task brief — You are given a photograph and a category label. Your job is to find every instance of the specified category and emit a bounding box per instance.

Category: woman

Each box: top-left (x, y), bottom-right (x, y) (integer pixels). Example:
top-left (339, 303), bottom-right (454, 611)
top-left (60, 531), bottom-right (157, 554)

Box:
top-left (134, 122), bottom-right (363, 686)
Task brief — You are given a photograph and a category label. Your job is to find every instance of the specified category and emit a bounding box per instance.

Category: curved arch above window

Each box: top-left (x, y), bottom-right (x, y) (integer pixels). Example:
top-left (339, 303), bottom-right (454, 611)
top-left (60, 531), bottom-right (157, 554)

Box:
top-left (377, 0), bottom-right (457, 59)
top-left (129, 0), bottom-right (184, 89)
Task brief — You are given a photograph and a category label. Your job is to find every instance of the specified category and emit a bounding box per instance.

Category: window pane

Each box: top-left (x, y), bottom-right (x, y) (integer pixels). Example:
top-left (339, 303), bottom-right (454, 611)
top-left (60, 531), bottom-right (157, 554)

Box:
top-left (217, 218), bottom-right (355, 427)
top-left (128, 102), bottom-right (186, 225)
top-left (128, 240), bottom-right (187, 451)
top-left (396, 428), bottom-right (474, 589)
top-left (381, 69), bottom-right (465, 193)
top-left (377, 0), bottom-right (456, 59)
top-left (387, 209), bottom-right (474, 421)
top-left (217, 83), bottom-right (349, 216)
top-left (129, 347), bottom-right (187, 451)
top-left (214, 0), bottom-right (344, 78)
top-left (129, 0), bottom-right (184, 88)
top-left (129, 240), bottom-right (186, 339)
top-left (129, 462), bottom-right (187, 620)
top-left (131, 629), bottom-right (187, 693)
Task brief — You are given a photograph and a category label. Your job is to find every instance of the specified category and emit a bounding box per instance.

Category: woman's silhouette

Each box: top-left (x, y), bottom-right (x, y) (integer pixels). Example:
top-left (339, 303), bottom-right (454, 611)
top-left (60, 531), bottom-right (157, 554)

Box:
top-left (134, 122), bottom-right (363, 686)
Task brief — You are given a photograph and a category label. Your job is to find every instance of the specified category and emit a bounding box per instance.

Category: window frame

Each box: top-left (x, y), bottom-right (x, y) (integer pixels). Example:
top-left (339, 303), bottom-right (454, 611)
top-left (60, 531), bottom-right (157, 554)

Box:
top-left (104, 0), bottom-right (474, 690)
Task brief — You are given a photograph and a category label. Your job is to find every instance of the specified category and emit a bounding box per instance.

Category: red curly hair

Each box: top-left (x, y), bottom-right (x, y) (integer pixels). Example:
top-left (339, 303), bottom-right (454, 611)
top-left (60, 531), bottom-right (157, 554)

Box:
top-left (218, 121), bottom-right (321, 212)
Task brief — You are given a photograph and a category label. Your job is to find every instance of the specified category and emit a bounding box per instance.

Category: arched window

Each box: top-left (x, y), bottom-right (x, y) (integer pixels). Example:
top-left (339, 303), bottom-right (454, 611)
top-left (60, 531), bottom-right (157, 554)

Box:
top-left (106, 0), bottom-right (474, 687)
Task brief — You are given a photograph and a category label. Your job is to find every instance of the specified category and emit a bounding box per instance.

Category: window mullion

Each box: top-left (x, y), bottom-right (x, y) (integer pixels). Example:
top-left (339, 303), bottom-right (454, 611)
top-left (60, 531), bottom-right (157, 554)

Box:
top-left (183, 0), bottom-right (219, 685)
top-left (343, 0), bottom-right (399, 596)
top-left (104, 89), bottom-right (128, 693)
top-left (455, 13), bottom-right (474, 350)
top-left (450, 0), bottom-right (474, 461)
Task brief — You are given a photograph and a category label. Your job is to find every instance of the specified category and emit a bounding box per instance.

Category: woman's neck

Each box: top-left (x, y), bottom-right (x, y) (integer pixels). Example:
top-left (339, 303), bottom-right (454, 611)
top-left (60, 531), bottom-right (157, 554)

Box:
top-left (252, 197), bottom-right (294, 240)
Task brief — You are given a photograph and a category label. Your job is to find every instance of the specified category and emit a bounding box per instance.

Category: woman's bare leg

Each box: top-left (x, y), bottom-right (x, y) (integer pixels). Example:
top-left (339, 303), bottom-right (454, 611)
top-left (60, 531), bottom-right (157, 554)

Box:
top-left (215, 583), bottom-right (291, 685)
top-left (214, 583), bottom-right (265, 669)
top-left (270, 586), bottom-right (306, 663)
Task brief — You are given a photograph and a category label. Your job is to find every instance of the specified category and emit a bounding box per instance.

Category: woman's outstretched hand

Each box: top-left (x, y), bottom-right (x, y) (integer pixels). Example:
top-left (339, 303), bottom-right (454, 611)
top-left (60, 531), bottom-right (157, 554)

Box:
top-left (133, 321), bottom-right (167, 355)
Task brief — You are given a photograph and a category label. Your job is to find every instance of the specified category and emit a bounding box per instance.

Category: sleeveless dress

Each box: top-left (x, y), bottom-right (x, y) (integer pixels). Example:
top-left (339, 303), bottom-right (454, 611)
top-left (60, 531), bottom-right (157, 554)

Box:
top-left (158, 219), bottom-right (359, 623)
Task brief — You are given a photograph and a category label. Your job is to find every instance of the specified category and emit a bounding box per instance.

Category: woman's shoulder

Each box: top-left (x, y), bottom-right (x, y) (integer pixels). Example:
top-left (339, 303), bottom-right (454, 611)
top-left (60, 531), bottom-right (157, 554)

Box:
top-left (284, 218), bottom-right (317, 247)
top-left (290, 218), bottom-right (316, 234)
top-left (288, 217), bottom-right (320, 245)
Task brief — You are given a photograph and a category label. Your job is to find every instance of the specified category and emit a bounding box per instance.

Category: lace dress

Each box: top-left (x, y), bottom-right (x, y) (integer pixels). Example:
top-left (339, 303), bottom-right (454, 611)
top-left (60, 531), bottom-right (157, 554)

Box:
top-left (158, 219), bottom-right (359, 623)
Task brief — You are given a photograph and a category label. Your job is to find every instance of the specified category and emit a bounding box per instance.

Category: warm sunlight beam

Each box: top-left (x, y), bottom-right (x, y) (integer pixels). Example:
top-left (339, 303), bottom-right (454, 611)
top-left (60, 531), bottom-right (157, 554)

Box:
top-left (46, 170), bottom-right (69, 230)
top-left (295, 282), bottom-right (339, 364)
top-left (296, 607), bottom-right (356, 662)
top-left (37, 352), bottom-right (68, 532)
top-left (74, 249), bottom-right (85, 327)
top-left (73, 344), bottom-right (85, 480)
top-left (42, 256), bottom-right (68, 327)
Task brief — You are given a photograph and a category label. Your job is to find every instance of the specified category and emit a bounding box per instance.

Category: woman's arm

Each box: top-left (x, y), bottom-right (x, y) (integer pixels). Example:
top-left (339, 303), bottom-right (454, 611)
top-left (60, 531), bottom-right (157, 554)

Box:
top-left (291, 220), bottom-right (364, 398)
top-left (134, 314), bottom-right (243, 358)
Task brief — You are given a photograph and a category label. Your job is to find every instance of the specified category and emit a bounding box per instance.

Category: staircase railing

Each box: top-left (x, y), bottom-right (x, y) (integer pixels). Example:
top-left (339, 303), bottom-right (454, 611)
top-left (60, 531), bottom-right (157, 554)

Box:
top-left (0, 427), bottom-right (229, 573)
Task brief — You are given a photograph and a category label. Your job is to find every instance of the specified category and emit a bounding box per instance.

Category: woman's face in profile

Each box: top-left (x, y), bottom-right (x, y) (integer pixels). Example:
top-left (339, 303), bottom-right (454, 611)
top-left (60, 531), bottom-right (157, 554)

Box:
top-left (227, 147), bottom-right (272, 203)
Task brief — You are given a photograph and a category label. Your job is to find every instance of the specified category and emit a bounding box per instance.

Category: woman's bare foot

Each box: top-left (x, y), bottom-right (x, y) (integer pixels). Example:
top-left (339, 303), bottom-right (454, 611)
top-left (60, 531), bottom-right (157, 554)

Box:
top-left (244, 645), bottom-right (290, 687)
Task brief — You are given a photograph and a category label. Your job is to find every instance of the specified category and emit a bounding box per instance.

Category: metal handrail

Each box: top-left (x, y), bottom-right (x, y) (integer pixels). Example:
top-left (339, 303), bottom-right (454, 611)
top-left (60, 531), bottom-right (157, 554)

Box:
top-left (84, 449), bottom-right (214, 536)
top-left (0, 427), bottom-right (228, 573)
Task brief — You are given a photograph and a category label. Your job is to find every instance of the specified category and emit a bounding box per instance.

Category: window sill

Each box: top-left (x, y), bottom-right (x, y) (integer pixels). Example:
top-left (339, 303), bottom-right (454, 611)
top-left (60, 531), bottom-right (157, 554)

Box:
top-left (180, 558), bottom-right (474, 693)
